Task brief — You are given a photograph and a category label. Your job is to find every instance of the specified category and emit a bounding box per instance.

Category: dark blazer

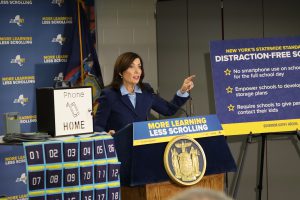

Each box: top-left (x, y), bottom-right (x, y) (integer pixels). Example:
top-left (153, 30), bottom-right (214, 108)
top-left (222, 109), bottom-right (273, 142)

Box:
top-left (93, 83), bottom-right (189, 132)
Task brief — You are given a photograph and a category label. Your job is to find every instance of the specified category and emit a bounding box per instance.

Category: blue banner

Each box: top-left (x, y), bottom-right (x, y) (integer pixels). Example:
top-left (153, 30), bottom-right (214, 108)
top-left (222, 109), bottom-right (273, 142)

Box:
top-left (210, 37), bottom-right (300, 135)
top-left (0, 0), bottom-right (101, 134)
top-left (133, 115), bottom-right (222, 146)
top-left (0, 144), bottom-right (26, 197)
top-left (0, 0), bottom-right (74, 133)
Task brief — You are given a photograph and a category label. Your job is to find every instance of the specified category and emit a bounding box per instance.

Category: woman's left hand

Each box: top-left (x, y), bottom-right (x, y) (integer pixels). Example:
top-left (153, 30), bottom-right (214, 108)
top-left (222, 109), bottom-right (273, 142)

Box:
top-left (107, 130), bottom-right (116, 135)
top-left (180, 75), bottom-right (195, 93)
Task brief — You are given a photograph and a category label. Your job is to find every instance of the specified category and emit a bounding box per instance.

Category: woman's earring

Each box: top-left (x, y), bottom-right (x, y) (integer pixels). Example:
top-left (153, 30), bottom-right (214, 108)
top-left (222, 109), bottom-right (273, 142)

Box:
top-left (119, 74), bottom-right (123, 79)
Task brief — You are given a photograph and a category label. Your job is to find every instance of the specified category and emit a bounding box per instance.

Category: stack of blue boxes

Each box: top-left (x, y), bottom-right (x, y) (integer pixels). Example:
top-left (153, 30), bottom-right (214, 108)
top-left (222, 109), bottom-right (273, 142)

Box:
top-left (23, 134), bottom-right (121, 200)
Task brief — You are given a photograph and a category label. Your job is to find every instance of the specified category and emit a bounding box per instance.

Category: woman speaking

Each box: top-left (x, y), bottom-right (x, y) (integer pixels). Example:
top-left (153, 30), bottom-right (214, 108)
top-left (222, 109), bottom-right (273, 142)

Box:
top-left (94, 52), bottom-right (195, 134)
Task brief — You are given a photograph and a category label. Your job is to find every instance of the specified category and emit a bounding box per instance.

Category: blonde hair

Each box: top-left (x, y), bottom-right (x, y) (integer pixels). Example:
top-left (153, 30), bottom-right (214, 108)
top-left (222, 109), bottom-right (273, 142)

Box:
top-left (169, 188), bottom-right (233, 200)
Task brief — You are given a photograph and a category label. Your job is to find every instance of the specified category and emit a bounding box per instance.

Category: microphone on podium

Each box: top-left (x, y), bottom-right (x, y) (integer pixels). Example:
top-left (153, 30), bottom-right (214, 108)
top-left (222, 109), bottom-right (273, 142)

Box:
top-left (154, 88), bottom-right (191, 117)
top-left (169, 100), bottom-right (190, 117)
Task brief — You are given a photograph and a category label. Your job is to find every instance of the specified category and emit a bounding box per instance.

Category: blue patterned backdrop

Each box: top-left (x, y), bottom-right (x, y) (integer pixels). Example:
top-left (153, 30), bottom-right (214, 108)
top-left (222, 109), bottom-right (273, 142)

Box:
top-left (0, 0), bottom-right (101, 134)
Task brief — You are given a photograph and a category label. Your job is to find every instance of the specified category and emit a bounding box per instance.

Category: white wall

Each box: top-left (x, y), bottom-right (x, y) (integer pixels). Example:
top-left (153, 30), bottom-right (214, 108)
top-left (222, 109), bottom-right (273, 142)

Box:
top-left (95, 0), bottom-right (158, 91)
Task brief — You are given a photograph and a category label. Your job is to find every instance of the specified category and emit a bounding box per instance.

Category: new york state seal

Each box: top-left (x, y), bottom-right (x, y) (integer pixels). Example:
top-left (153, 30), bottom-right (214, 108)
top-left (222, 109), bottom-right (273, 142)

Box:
top-left (164, 136), bottom-right (206, 186)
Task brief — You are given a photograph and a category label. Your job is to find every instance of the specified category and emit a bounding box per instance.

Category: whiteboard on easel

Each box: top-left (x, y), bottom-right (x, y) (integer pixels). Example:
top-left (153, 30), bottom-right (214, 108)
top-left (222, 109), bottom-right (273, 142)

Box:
top-left (210, 36), bottom-right (300, 136)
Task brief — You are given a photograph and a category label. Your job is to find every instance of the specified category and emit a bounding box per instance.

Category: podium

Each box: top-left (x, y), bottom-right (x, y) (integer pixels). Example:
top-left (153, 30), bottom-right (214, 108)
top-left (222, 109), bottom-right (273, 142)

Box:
top-left (112, 116), bottom-right (236, 199)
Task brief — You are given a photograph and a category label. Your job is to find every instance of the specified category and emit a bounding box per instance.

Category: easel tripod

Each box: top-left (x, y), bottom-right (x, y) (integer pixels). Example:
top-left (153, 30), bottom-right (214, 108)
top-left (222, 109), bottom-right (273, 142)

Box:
top-left (231, 130), bottom-right (300, 200)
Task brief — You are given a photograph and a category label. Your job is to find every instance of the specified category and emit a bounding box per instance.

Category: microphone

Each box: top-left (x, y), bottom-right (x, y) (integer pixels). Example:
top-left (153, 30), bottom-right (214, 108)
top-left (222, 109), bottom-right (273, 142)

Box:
top-left (155, 88), bottom-right (190, 117)
top-left (113, 123), bottom-right (132, 137)
top-left (169, 99), bottom-right (190, 117)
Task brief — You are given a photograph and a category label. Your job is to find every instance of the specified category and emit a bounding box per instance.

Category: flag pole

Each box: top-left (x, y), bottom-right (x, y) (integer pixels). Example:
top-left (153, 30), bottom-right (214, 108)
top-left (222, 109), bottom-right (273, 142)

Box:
top-left (77, 0), bottom-right (84, 86)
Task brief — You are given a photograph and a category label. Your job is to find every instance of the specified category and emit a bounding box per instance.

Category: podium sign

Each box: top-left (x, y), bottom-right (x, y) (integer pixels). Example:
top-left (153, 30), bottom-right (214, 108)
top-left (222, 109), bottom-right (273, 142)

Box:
top-left (164, 136), bottom-right (207, 186)
top-left (113, 115), bottom-right (236, 186)
top-left (36, 87), bottom-right (93, 136)
top-left (133, 115), bottom-right (223, 146)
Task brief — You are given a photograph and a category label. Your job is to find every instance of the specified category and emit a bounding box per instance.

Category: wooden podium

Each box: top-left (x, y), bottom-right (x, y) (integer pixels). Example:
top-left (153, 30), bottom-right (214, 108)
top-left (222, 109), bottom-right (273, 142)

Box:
top-left (112, 117), bottom-right (236, 200)
top-left (121, 174), bottom-right (224, 200)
